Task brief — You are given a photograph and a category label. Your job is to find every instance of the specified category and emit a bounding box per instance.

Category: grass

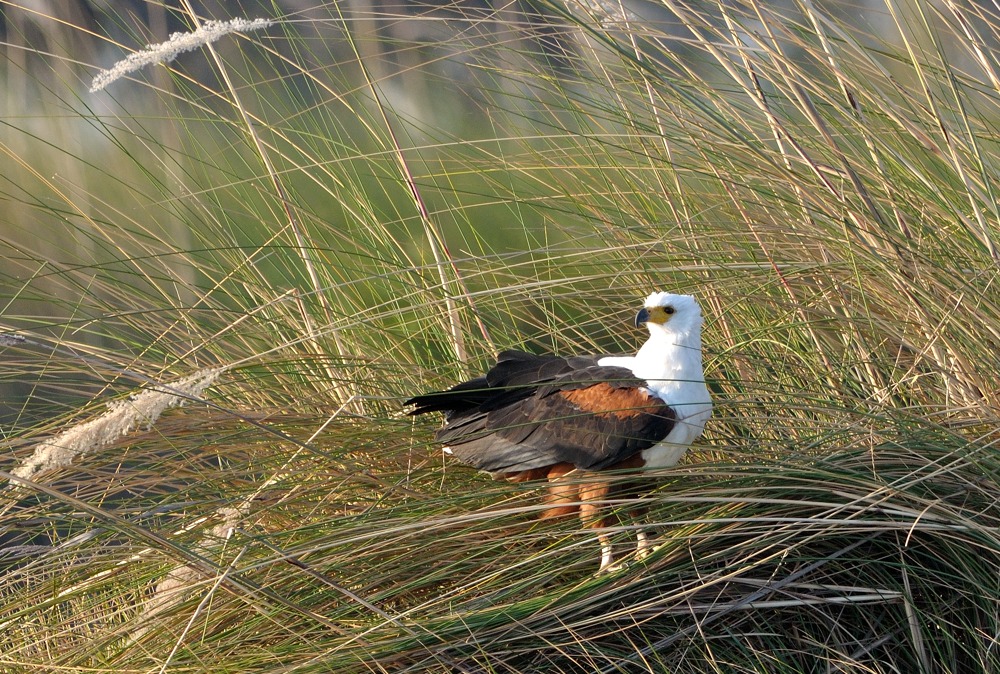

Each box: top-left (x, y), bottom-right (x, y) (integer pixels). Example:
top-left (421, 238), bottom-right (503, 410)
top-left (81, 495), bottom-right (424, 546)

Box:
top-left (1, 0), bottom-right (999, 671)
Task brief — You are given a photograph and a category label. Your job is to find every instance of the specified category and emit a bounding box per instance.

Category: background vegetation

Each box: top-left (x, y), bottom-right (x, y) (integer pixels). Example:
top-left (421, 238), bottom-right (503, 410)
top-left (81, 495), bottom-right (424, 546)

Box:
top-left (1, 0), bottom-right (998, 671)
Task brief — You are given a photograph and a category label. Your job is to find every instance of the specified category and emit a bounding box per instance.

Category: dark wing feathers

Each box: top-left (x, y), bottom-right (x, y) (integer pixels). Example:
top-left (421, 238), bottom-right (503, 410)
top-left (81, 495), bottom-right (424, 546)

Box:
top-left (403, 375), bottom-right (493, 418)
top-left (407, 350), bottom-right (676, 473)
top-left (486, 350), bottom-right (602, 387)
top-left (405, 351), bottom-right (601, 417)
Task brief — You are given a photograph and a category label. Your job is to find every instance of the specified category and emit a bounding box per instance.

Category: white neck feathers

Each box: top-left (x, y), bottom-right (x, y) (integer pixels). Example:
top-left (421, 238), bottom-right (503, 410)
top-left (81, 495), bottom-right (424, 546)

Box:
top-left (632, 319), bottom-right (704, 397)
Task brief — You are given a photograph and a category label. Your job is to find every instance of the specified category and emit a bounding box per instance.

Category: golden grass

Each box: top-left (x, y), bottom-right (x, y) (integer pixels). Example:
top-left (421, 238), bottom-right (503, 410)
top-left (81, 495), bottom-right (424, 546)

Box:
top-left (1, 0), bottom-right (998, 671)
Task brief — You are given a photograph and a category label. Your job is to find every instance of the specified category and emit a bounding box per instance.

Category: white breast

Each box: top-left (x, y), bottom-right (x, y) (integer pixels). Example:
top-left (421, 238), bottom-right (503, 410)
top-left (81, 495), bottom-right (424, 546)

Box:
top-left (640, 394), bottom-right (712, 468)
top-left (598, 352), bottom-right (712, 469)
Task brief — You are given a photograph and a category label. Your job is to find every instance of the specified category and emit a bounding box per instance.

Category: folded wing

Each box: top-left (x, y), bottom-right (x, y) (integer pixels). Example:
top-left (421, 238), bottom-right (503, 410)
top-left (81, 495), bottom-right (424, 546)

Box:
top-left (406, 350), bottom-right (676, 473)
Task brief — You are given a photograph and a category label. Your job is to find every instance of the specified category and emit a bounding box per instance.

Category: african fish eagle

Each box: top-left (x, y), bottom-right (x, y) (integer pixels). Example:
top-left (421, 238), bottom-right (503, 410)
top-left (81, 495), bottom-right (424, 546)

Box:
top-left (406, 292), bottom-right (712, 570)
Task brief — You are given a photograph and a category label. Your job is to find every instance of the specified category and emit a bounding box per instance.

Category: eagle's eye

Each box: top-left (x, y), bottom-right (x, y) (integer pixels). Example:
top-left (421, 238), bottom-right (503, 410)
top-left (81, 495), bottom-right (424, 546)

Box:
top-left (664, 306), bottom-right (675, 315)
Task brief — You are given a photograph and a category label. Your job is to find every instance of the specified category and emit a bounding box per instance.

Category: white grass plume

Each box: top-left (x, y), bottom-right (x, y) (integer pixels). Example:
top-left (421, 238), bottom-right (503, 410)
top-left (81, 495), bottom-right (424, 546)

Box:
top-left (6, 368), bottom-right (224, 488)
top-left (572, 0), bottom-right (639, 25)
top-left (90, 18), bottom-right (272, 93)
top-left (129, 506), bottom-right (243, 642)
top-left (130, 398), bottom-right (357, 642)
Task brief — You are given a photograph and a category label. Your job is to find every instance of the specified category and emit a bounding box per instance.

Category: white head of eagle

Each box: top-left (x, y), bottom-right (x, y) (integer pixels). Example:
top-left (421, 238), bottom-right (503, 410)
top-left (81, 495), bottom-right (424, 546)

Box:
top-left (406, 291), bottom-right (712, 571)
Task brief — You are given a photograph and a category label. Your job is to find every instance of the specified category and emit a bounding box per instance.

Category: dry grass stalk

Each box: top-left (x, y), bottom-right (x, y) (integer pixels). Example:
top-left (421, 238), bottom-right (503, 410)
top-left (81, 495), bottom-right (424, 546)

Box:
top-left (5, 368), bottom-right (224, 489)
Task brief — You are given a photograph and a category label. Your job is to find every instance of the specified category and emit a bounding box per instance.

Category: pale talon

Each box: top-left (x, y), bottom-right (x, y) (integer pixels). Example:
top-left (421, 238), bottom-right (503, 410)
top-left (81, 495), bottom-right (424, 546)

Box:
top-left (598, 538), bottom-right (615, 572)
top-left (602, 561), bottom-right (628, 574)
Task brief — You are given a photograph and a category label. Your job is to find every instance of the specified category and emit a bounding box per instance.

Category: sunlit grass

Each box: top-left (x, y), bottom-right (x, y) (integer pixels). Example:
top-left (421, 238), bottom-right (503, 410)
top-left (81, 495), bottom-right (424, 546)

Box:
top-left (1, 0), bottom-right (998, 671)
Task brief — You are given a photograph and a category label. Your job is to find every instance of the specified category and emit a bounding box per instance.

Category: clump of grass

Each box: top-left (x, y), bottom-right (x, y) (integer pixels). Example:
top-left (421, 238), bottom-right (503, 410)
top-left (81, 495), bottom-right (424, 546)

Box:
top-left (1, 0), bottom-right (998, 672)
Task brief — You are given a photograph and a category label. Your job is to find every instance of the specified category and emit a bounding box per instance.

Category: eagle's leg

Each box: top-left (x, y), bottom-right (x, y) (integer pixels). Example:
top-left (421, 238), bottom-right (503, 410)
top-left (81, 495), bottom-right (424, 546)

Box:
top-left (538, 468), bottom-right (623, 571)
top-left (598, 533), bottom-right (615, 571)
top-left (579, 479), bottom-right (615, 572)
top-left (582, 505), bottom-right (615, 571)
top-left (631, 496), bottom-right (653, 560)
top-left (536, 463), bottom-right (578, 518)
top-left (635, 529), bottom-right (652, 560)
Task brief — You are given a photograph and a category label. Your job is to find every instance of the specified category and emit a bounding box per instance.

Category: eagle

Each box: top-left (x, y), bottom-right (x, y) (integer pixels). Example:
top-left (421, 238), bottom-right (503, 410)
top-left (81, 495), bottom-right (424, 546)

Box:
top-left (406, 292), bottom-right (712, 571)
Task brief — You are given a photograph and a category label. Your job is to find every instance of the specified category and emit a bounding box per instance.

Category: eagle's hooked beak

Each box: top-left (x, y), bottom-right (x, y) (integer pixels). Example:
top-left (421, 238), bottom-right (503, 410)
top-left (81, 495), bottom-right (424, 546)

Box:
top-left (635, 307), bottom-right (650, 328)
